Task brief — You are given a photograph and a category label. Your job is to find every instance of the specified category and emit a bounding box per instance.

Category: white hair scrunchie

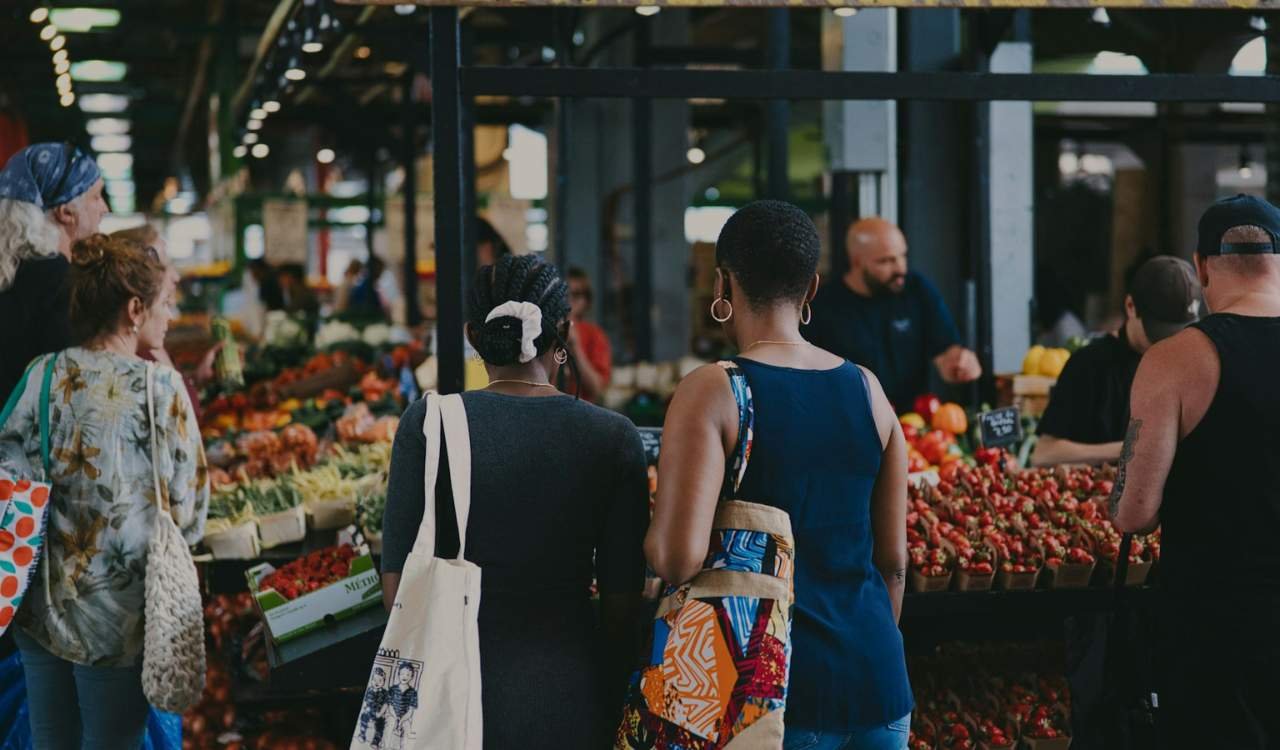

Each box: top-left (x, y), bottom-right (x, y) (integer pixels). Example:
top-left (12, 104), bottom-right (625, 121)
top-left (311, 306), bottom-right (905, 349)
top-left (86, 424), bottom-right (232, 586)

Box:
top-left (485, 301), bottom-right (544, 363)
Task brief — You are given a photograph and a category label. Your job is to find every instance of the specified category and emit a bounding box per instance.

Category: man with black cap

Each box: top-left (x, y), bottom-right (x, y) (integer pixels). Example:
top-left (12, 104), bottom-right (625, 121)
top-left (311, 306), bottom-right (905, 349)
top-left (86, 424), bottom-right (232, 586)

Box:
top-left (1031, 256), bottom-right (1202, 466)
top-left (1111, 194), bottom-right (1280, 749)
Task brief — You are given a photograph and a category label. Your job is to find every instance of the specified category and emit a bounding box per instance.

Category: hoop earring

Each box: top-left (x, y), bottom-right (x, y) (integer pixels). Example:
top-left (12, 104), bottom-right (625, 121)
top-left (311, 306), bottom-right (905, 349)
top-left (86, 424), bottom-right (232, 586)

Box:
top-left (800, 303), bottom-right (812, 326)
top-left (710, 297), bottom-right (733, 323)
top-left (554, 348), bottom-right (569, 365)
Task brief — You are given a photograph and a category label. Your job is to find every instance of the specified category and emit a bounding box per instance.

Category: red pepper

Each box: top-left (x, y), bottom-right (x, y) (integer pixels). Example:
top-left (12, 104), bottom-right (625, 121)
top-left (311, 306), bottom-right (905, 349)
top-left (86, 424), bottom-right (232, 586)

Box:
top-left (913, 394), bottom-right (942, 422)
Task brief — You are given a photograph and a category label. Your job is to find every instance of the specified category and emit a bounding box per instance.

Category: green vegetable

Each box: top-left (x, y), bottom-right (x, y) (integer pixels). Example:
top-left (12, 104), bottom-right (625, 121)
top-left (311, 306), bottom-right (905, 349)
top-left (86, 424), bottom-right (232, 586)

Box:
top-left (212, 316), bottom-right (245, 390)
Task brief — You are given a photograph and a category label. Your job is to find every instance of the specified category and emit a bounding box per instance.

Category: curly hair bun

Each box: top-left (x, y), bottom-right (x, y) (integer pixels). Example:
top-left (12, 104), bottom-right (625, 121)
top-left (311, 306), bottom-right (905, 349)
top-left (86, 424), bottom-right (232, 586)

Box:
top-left (476, 315), bottom-right (524, 366)
top-left (70, 233), bottom-right (111, 267)
top-left (68, 233), bottom-right (166, 344)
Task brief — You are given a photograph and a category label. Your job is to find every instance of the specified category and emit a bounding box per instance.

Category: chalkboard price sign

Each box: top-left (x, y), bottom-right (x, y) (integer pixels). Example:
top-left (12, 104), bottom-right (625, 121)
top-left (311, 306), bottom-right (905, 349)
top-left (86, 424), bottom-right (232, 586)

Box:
top-left (638, 428), bottom-right (663, 465)
top-left (978, 407), bottom-right (1022, 449)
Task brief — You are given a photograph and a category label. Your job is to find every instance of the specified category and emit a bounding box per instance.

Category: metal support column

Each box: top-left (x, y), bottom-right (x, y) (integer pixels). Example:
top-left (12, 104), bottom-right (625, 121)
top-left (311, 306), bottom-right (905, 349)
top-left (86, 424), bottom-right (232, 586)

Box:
top-left (460, 21), bottom-right (478, 277)
top-left (829, 171), bottom-right (854, 280)
top-left (632, 20), bottom-right (654, 361)
top-left (766, 9), bottom-right (790, 200)
top-left (970, 47), bottom-right (996, 407)
top-left (431, 7), bottom-right (466, 393)
top-left (401, 69), bottom-right (422, 327)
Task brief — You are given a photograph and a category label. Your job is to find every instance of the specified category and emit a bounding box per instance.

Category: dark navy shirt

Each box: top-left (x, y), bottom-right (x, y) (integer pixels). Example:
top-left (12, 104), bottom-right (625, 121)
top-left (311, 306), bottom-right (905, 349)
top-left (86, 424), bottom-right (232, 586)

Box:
top-left (804, 272), bottom-right (960, 411)
top-left (1037, 332), bottom-right (1139, 445)
top-left (734, 358), bottom-right (913, 731)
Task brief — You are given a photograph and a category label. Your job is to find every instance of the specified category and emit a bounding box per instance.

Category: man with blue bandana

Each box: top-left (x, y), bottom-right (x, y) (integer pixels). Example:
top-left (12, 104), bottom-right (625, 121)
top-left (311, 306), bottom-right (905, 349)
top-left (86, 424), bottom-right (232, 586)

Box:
top-left (0, 143), bottom-right (108, 401)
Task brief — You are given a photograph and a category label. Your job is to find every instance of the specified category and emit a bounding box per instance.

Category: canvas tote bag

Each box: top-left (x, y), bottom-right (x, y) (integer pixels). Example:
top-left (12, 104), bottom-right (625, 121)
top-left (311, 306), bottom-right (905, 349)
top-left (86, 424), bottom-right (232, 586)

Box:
top-left (351, 392), bottom-right (482, 750)
top-left (142, 362), bottom-right (207, 713)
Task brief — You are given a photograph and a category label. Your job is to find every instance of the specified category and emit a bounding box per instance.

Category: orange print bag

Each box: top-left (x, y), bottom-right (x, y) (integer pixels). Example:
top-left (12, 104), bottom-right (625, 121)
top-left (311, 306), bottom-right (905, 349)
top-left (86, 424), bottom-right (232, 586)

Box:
top-left (0, 355), bottom-right (58, 634)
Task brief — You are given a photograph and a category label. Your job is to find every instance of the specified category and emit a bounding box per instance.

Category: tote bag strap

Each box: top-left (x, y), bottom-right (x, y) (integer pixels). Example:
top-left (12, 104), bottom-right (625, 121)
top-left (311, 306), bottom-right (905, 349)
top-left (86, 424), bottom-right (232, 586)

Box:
top-left (0, 358), bottom-right (39, 430)
top-left (410, 393), bottom-right (445, 559)
top-left (438, 394), bottom-right (472, 561)
top-left (0, 354), bottom-right (58, 477)
top-left (38, 354), bottom-right (57, 477)
top-left (410, 393), bottom-right (474, 561)
top-left (715, 360), bottom-right (755, 498)
top-left (145, 362), bottom-right (165, 512)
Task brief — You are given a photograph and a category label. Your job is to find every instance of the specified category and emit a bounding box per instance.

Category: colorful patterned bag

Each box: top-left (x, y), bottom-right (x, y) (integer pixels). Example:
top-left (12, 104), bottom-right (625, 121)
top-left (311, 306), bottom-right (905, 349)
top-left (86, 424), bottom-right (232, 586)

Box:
top-left (0, 355), bottom-right (58, 636)
top-left (617, 361), bottom-right (794, 749)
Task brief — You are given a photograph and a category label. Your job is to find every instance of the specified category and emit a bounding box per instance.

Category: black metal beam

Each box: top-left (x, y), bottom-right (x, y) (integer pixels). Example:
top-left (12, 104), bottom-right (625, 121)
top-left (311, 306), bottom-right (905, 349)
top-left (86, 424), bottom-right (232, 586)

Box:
top-left (432, 7), bottom-right (466, 395)
top-left (647, 45), bottom-right (763, 67)
top-left (463, 67), bottom-right (1280, 102)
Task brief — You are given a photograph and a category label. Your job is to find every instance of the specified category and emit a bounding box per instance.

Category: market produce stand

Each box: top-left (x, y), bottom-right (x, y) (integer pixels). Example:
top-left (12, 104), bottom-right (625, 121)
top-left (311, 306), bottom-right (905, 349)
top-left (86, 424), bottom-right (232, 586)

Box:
top-left (263, 607), bottom-right (388, 693)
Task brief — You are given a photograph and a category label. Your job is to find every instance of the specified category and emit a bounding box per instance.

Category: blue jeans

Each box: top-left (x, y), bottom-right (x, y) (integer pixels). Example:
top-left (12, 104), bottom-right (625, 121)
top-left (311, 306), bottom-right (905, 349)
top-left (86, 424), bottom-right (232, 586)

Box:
top-left (784, 714), bottom-right (912, 750)
top-left (14, 630), bottom-right (149, 750)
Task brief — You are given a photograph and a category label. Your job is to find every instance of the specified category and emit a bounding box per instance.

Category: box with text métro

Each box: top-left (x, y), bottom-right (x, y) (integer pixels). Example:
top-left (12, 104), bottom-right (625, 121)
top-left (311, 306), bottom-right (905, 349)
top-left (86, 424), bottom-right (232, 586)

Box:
top-left (246, 552), bottom-right (382, 646)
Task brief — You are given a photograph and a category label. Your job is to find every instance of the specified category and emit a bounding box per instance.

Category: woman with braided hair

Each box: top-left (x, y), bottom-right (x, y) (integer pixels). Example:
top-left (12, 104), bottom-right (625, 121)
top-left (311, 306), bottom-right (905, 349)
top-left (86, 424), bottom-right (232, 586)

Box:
top-left (380, 254), bottom-right (650, 748)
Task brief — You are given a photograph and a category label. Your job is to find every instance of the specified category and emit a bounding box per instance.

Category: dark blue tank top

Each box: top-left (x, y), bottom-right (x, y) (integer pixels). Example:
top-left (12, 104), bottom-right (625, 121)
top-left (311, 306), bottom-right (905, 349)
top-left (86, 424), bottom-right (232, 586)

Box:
top-left (734, 358), bottom-right (914, 730)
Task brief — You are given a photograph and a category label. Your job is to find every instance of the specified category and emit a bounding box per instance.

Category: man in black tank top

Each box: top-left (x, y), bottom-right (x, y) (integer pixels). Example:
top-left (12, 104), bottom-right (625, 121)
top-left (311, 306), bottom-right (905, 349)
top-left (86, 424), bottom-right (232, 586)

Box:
top-left (1111, 195), bottom-right (1280, 750)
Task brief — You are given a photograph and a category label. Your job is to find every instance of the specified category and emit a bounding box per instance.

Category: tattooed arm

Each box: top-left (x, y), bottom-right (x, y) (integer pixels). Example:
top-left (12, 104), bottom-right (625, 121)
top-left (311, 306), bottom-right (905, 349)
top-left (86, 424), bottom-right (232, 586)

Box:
top-left (1110, 340), bottom-right (1191, 535)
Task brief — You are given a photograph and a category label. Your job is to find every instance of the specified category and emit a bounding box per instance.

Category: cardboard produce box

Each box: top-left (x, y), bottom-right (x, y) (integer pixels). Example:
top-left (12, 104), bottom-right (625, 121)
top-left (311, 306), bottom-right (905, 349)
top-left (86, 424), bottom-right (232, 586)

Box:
top-left (204, 521), bottom-right (261, 560)
top-left (307, 498), bottom-right (357, 530)
top-left (1095, 557), bottom-right (1153, 587)
top-left (246, 551), bottom-right (382, 645)
top-left (909, 568), bottom-right (953, 593)
top-left (257, 505), bottom-right (307, 549)
top-left (997, 566), bottom-right (1040, 591)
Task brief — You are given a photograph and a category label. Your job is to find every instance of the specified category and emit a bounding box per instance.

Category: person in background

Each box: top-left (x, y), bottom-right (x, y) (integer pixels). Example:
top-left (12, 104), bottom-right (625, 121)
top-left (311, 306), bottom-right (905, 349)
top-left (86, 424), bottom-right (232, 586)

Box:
top-left (804, 217), bottom-right (981, 411)
top-left (1111, 195), bottom-right (1280, 750)
top-left (279, 263), bottom-right (320, 331)
top-left (247, 258), bottom-right (284, 311)
top-left (0, 233), bottom-right (208, 748)
top-left (380, 254), bottom-right (648, 748)
top-left (336, 258), bottom-right (364, 312)
top-left (476, 217), bottom-right (512, 267)
top-left (648, 201), bottom-right (912, 749)
top-left (560, 267), bottom-right (612, 403)
top-left (0, 143), bottom-right (107, 401)
top-left (348, 255), bottom-right (390, 320)
top-left (1032, 256), bottom-right (1201, 467)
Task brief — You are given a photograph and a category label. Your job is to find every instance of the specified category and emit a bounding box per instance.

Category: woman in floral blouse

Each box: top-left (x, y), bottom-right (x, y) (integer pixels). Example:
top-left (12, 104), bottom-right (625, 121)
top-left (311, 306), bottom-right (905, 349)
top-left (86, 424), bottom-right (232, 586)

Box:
top-left (0, 233), bottom-right (208, 748)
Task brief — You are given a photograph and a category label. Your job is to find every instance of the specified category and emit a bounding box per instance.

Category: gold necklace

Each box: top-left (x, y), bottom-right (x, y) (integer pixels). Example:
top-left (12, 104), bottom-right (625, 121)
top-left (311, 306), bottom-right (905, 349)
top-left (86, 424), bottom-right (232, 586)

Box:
top-left (742, 339), bottom-right (808, 351)
top-left (486, 379), bottom-right (555, 389)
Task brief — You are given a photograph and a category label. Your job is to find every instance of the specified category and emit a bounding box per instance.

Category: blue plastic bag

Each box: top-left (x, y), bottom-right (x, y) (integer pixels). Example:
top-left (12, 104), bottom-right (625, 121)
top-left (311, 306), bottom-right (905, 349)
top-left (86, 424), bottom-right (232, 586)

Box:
top-left (0, 651), bottom-right (182, 749)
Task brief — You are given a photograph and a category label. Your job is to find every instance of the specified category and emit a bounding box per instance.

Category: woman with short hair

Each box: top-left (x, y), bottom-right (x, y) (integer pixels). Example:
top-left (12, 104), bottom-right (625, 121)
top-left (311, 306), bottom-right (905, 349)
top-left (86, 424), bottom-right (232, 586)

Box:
top-left (645, 200), bottom-right (913, 750)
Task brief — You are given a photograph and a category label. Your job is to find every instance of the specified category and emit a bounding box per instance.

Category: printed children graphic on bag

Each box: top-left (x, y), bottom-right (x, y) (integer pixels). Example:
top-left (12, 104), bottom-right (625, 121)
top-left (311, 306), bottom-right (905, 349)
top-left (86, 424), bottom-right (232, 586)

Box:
top-left (358, 668), bottom-right (390, 749)
top-left (386, 661), bottom-right (420, 749)
top-left (354, 651), bottom-right (423, 750)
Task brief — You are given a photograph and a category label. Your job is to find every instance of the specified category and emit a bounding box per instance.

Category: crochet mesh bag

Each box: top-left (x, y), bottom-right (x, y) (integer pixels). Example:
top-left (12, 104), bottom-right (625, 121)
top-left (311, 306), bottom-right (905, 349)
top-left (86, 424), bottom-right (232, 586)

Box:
top-left (142, 363), bottom-right (206, 713)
